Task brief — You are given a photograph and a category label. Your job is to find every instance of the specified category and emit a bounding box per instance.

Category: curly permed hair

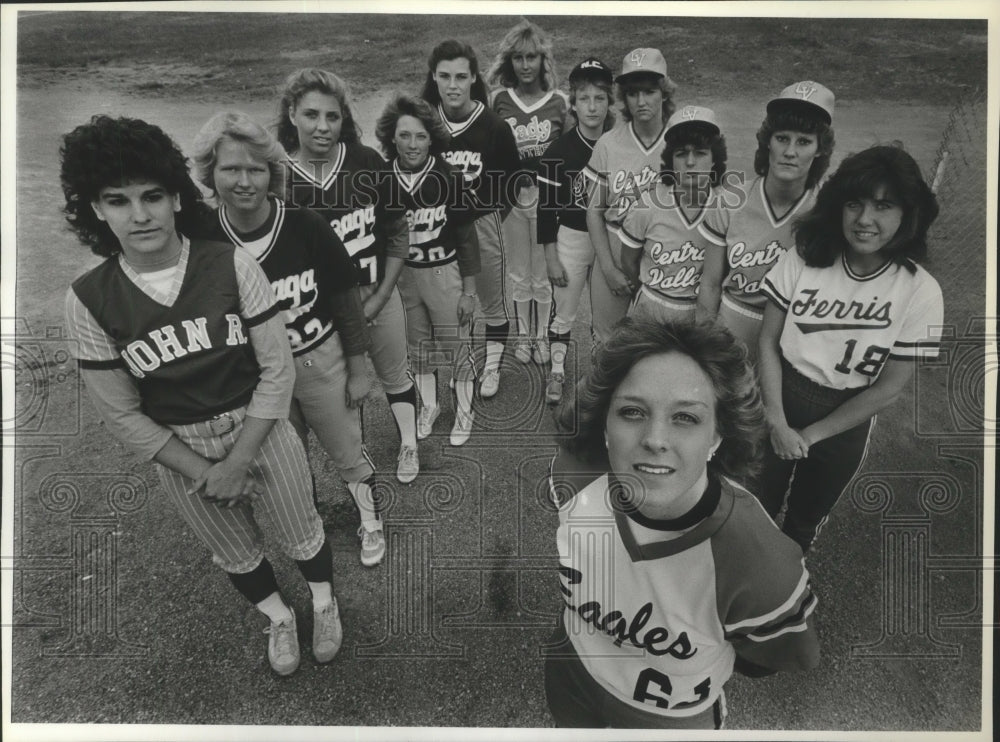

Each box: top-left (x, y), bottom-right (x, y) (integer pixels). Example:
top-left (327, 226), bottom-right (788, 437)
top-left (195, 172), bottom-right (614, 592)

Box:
top-left (794, 143), bottom-right (939, 272)
top-left (374, 93), bottom-right (451, 161)
top-left (556, 317), bottom-right (766, 481)
top-left (59, 114), bottom-right (211, 258)
top-left (484, 19), bottom-right (558, 92)
top-left (275, 68), bottom-right (361, 154)
top-left (660, 123), bottom-right (728, 187)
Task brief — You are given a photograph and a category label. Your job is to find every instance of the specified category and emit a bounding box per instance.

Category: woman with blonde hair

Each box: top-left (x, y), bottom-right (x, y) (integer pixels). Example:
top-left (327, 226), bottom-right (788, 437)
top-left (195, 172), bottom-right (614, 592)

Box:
top-left (486, 19), bottom-right (569, 369)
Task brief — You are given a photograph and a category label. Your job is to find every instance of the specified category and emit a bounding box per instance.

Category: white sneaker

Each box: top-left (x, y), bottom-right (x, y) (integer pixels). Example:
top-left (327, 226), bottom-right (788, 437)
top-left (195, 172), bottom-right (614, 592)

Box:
top-left (450, 408), bottom-right (474, 446)
top-left (396, 444), bottom-right (419, 483)
top-left (358, 524), bottom-right (385, 567)
top-left (416, 405), bottom-right (440, 440)
top-left (264, 611), bottom-right (300, 676)
top-left (312, 598), bottom-right (343, 664)
top-left (513, 336), bottom-right (532, 364)
top-left (480, 367), bottom-right (500, 398)
top-left (545, 372), bottom-right (565, 405)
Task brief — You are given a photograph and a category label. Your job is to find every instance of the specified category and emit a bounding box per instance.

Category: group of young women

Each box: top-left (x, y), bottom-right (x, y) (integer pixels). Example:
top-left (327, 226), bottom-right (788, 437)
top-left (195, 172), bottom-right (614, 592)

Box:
top-left (59, 17), bottom-right (943, 729)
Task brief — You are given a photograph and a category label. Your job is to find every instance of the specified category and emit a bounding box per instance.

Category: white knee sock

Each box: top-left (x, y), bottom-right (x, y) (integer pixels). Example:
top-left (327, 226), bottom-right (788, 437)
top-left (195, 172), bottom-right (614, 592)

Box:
top-left (347, 480), bottom-right (381, 531)
top-left (415, 372), bottom-right (437, 410)
top-left (485, 340), bottom-right (504, 372)
top-left (551, 341), bottom-right (568, 375)
top-left (533, 300), bottom-right (551, 342)
top-left (389, 399), bottom-right (417, 448)
top-left (455, 378), bottom-right (475, 417)
top-left (513, 299), bottom-right (531, 337)
top-left (306, 581), bottom-right (334, 612)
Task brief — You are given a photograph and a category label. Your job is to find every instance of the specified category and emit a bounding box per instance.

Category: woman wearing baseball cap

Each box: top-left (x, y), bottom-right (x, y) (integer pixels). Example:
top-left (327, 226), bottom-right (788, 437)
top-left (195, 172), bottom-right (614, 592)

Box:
top-left (620, 105), bottom-right (727, 325)
top-left (696, 81), bottom-right (836, 362)
top-left (536, 56), bottom-right (615, 404)
top-left (486, 19), bottom-right (569, 371)
top-left (584, 48), bottom-right (677, 347)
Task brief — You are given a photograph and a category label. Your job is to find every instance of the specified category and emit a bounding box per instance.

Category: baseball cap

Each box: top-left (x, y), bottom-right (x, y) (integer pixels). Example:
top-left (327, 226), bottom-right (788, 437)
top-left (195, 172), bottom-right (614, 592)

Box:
top-left (569, 57), bottom-right (613, 86)
top-left (766, 81), bottom-right (835, 124)
top-left (665, 105), bottom-right (720, 136)
top-left (616, 48), bottom-right (667, 82)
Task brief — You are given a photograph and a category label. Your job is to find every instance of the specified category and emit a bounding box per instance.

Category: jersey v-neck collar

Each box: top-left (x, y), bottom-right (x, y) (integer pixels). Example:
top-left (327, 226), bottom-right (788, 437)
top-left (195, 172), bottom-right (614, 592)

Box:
top-left (507, 87), bottom-right (554, 114)
top-left (438, 101), bottom-right (485, 137)
top-left (628, 121), bottom-right (667, 156)
top-left (393, 155), bottom-right (435, 194)
top-left (288, 143), bottom-right (346, 191)
top-left (841, 251), bottom-right (894, 282)
top-left (670, 187), bottom-right (710, 229)
top-left (574, 127), bottom-right (598, 151)
top-left (118, 236), bottom-right (190, 307)
top-left (760, 177), bottom-right (811, 227)
top-left (609, 472), bottom-right (731, 562)
top-left (219, 197), bottom-right (284, 261)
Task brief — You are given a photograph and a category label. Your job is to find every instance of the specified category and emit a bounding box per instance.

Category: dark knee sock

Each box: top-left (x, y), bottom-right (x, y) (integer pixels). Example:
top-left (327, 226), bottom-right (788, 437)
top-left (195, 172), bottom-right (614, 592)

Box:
top-left (295, 537), bottom-right (334, 584)
top-left (228, 557), bottom-right (280, 605)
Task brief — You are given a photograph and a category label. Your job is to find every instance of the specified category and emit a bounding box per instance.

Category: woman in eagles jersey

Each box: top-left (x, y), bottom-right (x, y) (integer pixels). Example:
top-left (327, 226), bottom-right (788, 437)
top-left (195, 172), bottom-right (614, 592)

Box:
top-left (62, 115), bottom-right (338, 677)
top-left (191, 111), bottom-right (391, 572)
top-left (757, 144), bottom-right (943, 553)
top-left (696, 81), bottom-right (836, 363)
top-left (374, 94), bottom-right (481, 445)
top-left (585, 48), bottom-right (676, 347)
top-left (547, 317), bottom-right (819, 728)
top-left (486, 19), bottom-right (568, 368)
top-left (536, 56), bottom-right (615, 406)
top-left (620, 105), bottom-right (727, 325)
top-left (276, 68), bottom-right (420, 514)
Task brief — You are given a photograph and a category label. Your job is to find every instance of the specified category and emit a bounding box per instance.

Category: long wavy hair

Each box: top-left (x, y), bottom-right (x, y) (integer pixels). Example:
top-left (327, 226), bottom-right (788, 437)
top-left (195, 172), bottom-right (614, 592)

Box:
top-left (420, 39), bottom-right (490, 107)
top-left (794, 143), bottom-right (938, 272)
top-left (191, 110), bottom-right (288, 200)
top-left (753, 107), bottom-right (835, 189)
top-left (374, 93), bottom-right (451, 161)
top-left (557, 317), bottom-right (766, 481)
top-left (60, 115), bottom-right (211, 258)
top-left (485, 19), bottom-right (558, 92)
top-left (275, 68), bottom-right (361, 154)
top-left (660, 122), bottom-right (728, 187)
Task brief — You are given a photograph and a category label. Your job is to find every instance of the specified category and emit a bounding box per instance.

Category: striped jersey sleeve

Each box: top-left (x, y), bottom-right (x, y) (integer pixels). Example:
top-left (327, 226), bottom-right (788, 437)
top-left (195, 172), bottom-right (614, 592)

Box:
top-left (697, 198), bottom-right (730, 247)
top-left (582, 133), bottom-right (610, 186)
top-left (760, 247), bottom-right (805, 311)
top-left (618, 190), bottom-right (653, 250)
top-left (889, 266), bottom-right (944, 361)
top-left (712, 484), bottom-right (818, 664)
top-left (233, 247), bottom-right (280, 327)
top-left (64, 285), bottom-right (123, 369)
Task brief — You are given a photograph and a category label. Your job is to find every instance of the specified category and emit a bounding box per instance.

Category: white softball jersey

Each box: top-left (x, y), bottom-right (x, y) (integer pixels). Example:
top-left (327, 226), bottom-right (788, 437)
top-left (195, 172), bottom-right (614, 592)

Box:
top-left (761, 248), bottom-right (944, 389)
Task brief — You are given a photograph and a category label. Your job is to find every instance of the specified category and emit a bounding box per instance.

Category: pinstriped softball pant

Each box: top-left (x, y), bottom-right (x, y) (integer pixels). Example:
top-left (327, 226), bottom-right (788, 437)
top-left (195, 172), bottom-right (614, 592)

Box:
top-left (157, 406), bottom-right (325, 574)
top-left (473, 210), bottom-right (511, 326)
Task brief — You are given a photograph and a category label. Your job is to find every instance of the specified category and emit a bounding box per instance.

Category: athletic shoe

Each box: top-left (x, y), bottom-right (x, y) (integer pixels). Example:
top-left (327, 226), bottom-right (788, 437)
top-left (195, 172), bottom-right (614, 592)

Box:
top-left (480, 367), bottom-right (500, 398)
top-left (264, 611), bottom-right (300, 676)
top-left (450, 408), bottom-right (474, 446)
top-left (545, 372), bottom-right (565, 405)
top-left (513, 336), bottom-right (532, 364)
top-left (533, 339), bottom-right (551, 365)
top-left (396, 444), bottom-right (419, 483)
top-left (312, 598), bottom-right (343, 664)
top-left (416, 405), bottom-right (440, 440)
top-left (357, 524), bottom-right (386, 567)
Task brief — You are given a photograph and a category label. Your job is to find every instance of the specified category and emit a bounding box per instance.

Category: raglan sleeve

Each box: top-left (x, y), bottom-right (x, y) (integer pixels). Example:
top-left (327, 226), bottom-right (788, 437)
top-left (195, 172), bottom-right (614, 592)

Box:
top-left (233, 248), bottom-right (294, 419)
top-left (64, 287), bottom-right (174, 460)
top-left (618, 189), bottom-right (651, 251)
top-left (372, 150), bottom-right (410, 262)
top-left (582, 135), bottom-right (608, 191)
top-left (760, 247), bottom-right (805, 311)
top-left (697, 197), bottom-right (730, 249)
top-left (888, 270), bottom-right (944, 361)
top-left (714, 493), bottom-right (820, 674)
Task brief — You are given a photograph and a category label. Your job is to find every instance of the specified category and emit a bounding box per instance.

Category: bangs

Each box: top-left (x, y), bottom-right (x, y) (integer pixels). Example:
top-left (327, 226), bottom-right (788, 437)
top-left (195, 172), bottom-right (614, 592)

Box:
top-left (620, 73), bottom-right (661, 93)
top-left (512, 38), bottom-right (540, 56)
top-left (766, 108), bottom-right (827, 135)
top-left (666, 123), bottom-right (719, 150)
top-left (838, 170), bottom-right (902, 205)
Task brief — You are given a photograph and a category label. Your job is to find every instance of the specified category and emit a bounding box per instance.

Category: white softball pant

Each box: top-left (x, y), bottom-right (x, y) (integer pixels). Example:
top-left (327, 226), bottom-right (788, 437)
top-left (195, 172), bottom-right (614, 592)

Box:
top-left (549, 225), bottom-right (595, 337)
top-left (504, 186), bottom-right (552, 304)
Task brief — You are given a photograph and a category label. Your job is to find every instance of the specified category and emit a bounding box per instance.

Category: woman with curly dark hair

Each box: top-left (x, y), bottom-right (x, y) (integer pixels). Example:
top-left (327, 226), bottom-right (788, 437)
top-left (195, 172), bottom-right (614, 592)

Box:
top-left (697, 81), bottom-right (836, 362)
top-left (546, 317), bottom-right (820, 729)
top-left (373, 94), bottom-right (481, 445)
top-left (756, 144), bottom-right (943, 553)
top-left (62, 115), bottom-right (335, 677)
top-left (620, 105), bottom-right (728, 325)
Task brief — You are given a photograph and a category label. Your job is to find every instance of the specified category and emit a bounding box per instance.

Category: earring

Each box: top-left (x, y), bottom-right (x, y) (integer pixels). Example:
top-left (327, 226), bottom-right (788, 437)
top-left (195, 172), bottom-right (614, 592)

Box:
top-left (604, 433), bottom-right (609, 449)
